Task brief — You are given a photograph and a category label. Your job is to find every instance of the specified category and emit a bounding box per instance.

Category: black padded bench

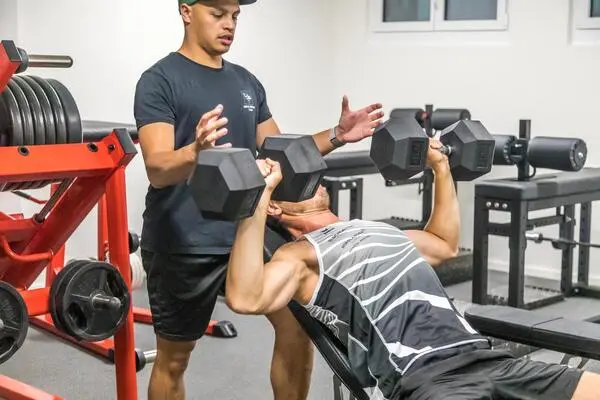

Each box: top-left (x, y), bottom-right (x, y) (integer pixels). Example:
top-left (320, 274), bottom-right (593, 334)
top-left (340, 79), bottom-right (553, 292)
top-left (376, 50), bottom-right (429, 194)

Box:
top-left (81, 120), bottom-right (138, 142)
top-left (472, 168), bottom-right (600, 309)
top-left (465, 305), bottom-right (600, 361)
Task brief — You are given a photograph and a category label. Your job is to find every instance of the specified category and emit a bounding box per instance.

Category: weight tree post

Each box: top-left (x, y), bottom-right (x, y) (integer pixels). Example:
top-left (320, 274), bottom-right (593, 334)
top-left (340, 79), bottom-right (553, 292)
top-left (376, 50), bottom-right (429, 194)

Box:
top-left (508, 201), bottom-right (528, 308)
top-left (104, 164), bottom-right (138, 400)
top-left (560, 205), bottom-right (575, 295)
top-left (578, 202), bottom-right (592, 287)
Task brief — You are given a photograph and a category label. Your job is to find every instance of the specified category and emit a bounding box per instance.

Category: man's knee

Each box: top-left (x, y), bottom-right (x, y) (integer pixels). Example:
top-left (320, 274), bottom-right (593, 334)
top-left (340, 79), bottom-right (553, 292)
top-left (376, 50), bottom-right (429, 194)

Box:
top-left (155, 335), bottom-right (196, 377)
top-left (267, 307), bottom-right (309, 342)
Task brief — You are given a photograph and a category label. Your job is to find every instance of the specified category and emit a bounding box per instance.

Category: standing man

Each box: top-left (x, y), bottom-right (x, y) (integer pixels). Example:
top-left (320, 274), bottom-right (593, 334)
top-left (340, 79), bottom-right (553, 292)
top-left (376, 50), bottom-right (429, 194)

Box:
top-left (133, 0), bottom-right (384, 399)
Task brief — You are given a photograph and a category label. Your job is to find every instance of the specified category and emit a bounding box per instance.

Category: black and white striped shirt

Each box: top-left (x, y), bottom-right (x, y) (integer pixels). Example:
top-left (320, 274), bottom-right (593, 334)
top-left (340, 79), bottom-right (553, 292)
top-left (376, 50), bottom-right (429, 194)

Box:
top-left (302, 219), bottom-right (489, 399)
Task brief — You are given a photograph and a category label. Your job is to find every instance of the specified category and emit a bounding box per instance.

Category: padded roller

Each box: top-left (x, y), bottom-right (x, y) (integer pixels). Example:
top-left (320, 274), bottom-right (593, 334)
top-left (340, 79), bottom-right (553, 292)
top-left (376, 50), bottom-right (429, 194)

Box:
top-left (527, 137), bottom-right (587, 172)
top-left (430, 108), bottom-right (471, 130)
top-left (389, 108), bottom-right (426, 126)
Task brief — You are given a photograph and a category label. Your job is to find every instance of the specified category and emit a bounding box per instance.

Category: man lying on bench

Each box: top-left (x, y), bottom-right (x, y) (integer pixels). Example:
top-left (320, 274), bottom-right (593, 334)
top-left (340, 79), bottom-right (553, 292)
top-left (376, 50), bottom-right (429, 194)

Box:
top-left (225, 142), bottom-right (597, 400)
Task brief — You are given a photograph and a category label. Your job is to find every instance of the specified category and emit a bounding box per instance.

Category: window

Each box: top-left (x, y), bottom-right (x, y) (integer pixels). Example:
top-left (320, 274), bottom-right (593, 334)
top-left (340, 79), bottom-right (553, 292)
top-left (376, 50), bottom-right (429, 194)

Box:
top-left (370, 0), bottom-right (508, 32)
top-left (574, 0), bottom-right (600, 29)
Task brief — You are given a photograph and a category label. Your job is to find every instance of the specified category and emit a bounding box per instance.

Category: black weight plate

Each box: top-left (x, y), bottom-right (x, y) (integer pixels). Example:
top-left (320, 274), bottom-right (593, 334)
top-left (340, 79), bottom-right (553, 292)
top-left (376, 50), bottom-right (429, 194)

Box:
top-left (12, 76), bottom-right (48, 190)
top-left (1, 84), bottom-right (24, 147)
top-left (0, 281), bottom-right (28, 365)
top-left (50, 260), bottom-right (88, 335)
top-left (0, 85), bottom-right (24, 192)
top-left (12, 76), bottom-right (45, 145)
top-left (47, 79), bottom-right (82, 144)
top-left (29, 76), bottom-right (67, 145)
top-left (7, 79), bottom-right (35, 190)
top-left (7, 79), bottom-right (34, 146)
top-left (21, 75), bottom-right (56, 189)
top-left (0, 85), bottom-right (23, 148)
top-left (22, 76), bottom-right (56, 145)
top-left (57, 261), bottom-right (130, 342)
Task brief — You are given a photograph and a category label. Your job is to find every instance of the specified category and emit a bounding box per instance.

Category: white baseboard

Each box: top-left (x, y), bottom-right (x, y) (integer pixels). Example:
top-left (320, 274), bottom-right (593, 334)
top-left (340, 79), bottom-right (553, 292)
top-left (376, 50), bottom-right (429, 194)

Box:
top-left (488, 259), bottom-right (600, 288)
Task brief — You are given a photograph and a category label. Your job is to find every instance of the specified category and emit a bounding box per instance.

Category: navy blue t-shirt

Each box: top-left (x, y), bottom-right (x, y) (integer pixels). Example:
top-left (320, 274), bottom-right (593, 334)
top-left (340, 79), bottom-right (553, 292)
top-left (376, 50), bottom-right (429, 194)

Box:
top-left (134, 52), bottom-right (272, 255)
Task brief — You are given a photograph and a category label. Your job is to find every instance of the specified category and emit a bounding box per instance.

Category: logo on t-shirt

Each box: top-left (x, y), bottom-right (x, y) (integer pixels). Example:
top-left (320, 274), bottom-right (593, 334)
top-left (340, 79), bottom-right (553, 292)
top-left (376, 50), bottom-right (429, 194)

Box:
top-left (241, 90), bottom-right (256, 112)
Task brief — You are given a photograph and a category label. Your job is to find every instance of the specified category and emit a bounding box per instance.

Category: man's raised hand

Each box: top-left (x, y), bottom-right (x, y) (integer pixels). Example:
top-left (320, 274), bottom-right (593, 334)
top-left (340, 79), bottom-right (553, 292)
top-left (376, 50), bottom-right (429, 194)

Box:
top-left (195, 104), bottom-right (231, 152)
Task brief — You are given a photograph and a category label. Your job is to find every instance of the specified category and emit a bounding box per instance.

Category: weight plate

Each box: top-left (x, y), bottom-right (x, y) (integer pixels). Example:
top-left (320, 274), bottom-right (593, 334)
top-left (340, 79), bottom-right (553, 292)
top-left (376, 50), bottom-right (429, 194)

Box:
top-left (0, 84), bottom-right (24, 192)
top-left (49, 260), bottom-right (88, 335)
top-left (29, 76), bottom-right (67, 145)
top-left (7, 79), bottom-right (34, 146)
top-left (12, 76), bottom-right (48, 190)
top-left (47, 79), bottom-right (82, 144)
top-left (7, 79), bottom-right (35, 190)
top-left (0, 281), bottom-right (28, 365)
top-left (21, 75), bottom-right (57, 189)
top-left (12, 76), bottom-right (45, 145)
top-left (53, 260), bottom-right (130, 342)
top-left (22, 76), bottom-right (56, 145)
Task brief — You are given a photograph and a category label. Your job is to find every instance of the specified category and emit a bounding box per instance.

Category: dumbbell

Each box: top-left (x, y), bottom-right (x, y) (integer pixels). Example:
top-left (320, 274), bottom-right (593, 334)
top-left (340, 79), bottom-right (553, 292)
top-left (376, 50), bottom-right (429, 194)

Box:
top-left (369, 116), bottom-right (495, 181)
top-left (187, 135), bottom-right (328, 221)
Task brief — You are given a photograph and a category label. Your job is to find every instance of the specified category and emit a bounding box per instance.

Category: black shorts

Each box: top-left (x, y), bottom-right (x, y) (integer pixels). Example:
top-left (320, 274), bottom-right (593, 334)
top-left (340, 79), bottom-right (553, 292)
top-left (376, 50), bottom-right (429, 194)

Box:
top-left (400, 350), bottom-right (584, 400)
top-left (141, 250), bottom-right (229, 342)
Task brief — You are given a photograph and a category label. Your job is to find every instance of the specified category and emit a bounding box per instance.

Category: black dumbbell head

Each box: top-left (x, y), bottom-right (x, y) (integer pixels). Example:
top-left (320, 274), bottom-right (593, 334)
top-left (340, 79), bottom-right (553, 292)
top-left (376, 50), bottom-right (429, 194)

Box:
top-left (188, 148), bottom-right (266, 221)
top-left (259, 135), bottom-right (327, 202)
top-left (369, 117), bottom-right (429, 182)
top-left (440, 120), bottom-right (495, 181)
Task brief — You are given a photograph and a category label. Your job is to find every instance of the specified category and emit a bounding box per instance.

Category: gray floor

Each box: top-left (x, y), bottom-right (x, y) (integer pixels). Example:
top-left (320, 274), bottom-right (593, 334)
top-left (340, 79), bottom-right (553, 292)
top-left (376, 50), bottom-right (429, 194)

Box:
top-left (3, 271), bottom-right (600, 400)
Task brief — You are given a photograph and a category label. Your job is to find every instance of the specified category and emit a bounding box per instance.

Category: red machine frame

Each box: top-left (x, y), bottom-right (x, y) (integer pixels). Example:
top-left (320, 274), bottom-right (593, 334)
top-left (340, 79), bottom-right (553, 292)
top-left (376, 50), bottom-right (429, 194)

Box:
top-left (0, 43), bottom-right (138, 400)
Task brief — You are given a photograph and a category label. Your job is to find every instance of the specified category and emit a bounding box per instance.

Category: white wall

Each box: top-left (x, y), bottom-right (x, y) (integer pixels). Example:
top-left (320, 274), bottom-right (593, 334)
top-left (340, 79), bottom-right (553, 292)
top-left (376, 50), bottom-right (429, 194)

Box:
top-left (8, 0), bottom-right (335, 282)
top-left (330, 0), bottom-right (600, 284)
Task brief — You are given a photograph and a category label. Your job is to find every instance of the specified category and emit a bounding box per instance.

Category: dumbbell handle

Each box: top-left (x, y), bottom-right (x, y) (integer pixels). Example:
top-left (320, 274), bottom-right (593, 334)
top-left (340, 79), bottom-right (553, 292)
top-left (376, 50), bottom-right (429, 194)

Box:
top-left (436, 144), bottom-right (454, 157)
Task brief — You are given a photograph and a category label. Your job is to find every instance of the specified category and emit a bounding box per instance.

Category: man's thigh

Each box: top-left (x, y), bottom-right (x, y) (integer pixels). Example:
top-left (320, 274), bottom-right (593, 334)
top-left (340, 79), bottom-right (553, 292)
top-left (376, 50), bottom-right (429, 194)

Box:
top-left (483, 356), bottom-right (583, 400)
top-left (141, 250), bottom-right (229, 342)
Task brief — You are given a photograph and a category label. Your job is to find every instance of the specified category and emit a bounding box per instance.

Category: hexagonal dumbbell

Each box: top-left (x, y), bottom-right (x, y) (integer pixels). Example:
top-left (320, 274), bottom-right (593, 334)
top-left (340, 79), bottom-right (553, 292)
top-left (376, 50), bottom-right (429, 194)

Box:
top-left (258, 134), bottom-right (328, 202)
top-left (369, 117), bottom-right (495, 182)
top-left (187, 148), bottom-right (267, 221)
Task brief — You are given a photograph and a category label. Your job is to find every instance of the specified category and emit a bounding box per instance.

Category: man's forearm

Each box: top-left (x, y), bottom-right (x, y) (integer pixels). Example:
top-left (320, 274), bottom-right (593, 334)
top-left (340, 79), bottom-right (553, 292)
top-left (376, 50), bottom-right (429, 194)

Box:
top-left (423, 164), bottom-right (460, 252)
top-left (146, 142), bottom-right (197, 188)
top-left (226, 192), bottom-right (271, 310)
top-left (312, 127), bottom-right (341, 156)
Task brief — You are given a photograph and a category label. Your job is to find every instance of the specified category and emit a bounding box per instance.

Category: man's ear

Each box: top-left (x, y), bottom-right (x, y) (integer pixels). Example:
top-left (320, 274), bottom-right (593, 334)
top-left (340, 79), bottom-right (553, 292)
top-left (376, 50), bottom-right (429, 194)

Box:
top-left (267, 201), bottom-right (282, 217)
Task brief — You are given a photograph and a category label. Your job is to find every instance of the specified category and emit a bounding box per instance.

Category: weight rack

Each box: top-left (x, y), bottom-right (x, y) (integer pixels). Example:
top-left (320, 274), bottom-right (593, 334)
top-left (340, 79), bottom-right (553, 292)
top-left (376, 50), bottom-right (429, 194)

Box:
top-left (0, 131), bottom-right (138, 400)
top-left (0, 40), bottom-right (138, 400)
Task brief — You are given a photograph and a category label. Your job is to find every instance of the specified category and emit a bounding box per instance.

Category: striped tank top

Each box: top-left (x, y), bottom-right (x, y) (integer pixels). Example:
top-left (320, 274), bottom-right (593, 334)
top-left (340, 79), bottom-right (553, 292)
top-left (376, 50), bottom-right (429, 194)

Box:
top-left (302, 219), bottom-right (489, 399)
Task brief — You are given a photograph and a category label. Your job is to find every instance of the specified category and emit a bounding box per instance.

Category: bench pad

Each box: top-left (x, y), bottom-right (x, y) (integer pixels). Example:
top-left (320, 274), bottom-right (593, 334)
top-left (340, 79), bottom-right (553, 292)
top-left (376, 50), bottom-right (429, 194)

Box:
top-left (474, 168), bottom-right (600, 200)
top-left (465, 305), bottom-right (600, 360)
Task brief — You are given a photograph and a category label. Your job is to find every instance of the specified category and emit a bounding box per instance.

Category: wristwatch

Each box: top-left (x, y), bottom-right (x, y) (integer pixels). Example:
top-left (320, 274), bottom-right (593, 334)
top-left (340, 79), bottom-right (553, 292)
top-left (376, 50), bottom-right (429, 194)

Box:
top-left (329, 126), bottom-right (344, 149)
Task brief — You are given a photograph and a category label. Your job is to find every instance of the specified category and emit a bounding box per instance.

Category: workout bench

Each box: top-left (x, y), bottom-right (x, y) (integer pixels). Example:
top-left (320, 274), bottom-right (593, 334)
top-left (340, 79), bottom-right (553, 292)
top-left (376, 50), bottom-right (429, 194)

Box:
top-left (465, 304), bottom-right (600, 367)
top-left (472, 120), bottom-right (599, 310)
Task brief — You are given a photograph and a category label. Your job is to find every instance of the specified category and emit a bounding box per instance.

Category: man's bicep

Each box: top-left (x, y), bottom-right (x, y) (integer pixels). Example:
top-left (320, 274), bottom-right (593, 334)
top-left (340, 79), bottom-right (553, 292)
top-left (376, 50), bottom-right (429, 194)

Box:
top-left (259, 258), bottom-right (302, 314)
top-left (405, 230), bottom-right (454, 267)
top-left (256, 117), bottom-right (281, 148)
top-left (138, 123), bottom-right (175, 159)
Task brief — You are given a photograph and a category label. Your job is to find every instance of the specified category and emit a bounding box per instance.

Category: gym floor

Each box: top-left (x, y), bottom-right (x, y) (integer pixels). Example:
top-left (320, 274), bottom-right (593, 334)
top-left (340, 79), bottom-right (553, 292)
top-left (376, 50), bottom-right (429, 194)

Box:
top-left (3, 270), bottom-right (600, 400)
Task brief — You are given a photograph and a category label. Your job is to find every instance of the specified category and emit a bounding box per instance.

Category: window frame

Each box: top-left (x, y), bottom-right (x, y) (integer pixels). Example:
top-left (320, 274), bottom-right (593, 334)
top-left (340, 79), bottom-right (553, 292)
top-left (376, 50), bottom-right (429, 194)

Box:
top-left (369, 0), bottom-right (509, 33)
top-left (573, 0), bottom-right (600, 30)
top-left (370, 0), bottom-right (435, 32)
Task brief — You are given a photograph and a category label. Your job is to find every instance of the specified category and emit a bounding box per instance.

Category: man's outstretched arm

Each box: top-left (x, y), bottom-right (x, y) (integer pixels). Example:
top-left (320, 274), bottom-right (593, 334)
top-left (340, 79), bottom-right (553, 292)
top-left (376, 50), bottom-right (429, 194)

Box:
top-left (256, 96), bottom-right (384, 156)
top-left (406, 141), bottom-right (460, 266)
top-left (226, 160), bottom-right (304, 315)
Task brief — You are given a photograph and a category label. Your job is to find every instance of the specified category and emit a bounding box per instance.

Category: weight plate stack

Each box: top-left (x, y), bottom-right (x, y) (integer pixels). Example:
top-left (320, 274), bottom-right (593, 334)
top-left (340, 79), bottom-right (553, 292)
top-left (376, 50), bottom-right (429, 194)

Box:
top-left (50, 260), bottom-right (130, 342)
top-left (0, 281), bottom-right (29, 365)
top-left (0, 76), bottom-right (82, 192)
